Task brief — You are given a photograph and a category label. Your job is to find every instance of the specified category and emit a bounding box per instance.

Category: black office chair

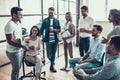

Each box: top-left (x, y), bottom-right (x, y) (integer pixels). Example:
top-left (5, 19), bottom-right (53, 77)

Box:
top-left (100, 52), bottom-right (105, 66)
top-left (19, 51), bottom-right (46, 80)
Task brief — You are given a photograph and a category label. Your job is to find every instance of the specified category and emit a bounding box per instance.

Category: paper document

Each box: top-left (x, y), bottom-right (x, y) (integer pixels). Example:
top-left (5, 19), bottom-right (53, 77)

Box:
top-left (61, 30), bottom-right (73, 43)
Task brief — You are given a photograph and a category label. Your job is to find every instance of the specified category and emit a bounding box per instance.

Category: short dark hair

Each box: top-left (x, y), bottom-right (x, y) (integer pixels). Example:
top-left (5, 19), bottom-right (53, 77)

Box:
top-left (30, 25), bottom-right (39, 36)
top-left (11, 7), bottom-right (23, 16)
top-left (110, 35), bottom-right (120, 51)
top-left (93, 25), bottom-right (103, 33)
top-left (81, 5), bottom-right (88, 11)
top-left (48, 7), bottom-right (55, 11)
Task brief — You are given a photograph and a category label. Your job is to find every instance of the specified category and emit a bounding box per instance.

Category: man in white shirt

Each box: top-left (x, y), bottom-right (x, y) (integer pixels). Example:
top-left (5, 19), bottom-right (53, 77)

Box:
top-left (4, 7), bottom-right (26, 80)
top-left (78, 5), bottom-right (95, 57)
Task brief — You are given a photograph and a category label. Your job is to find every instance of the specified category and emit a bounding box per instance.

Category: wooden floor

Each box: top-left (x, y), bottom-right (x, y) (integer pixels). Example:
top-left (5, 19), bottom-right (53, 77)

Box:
top-left (0, 43), bottom-right (80, 80)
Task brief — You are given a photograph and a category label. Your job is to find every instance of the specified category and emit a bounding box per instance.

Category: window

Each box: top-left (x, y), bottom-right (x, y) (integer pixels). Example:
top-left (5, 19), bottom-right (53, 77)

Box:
top-left (20, 0), bottom-right (41, 14)
top-left (0, 17), bottom-right (10, 41)
top-left (83, 0), bottom-right (120, 21)
top-left (107, 0), bottom-right (120, 15)
top-left (88, 0), bottom-right (106, 21)
top-left (0, 0), bottom-right (18, 15)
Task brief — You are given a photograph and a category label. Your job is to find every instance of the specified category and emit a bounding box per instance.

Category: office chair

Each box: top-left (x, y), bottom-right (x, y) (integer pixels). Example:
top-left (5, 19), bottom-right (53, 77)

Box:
top-left (19, 51), bottom-right (46, 80)
top-left (100, 52), bottom-right (105, 66)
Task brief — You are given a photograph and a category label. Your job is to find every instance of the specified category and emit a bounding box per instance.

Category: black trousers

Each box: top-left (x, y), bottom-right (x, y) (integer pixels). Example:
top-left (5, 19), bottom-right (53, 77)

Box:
top-left (79, 37), bottom-right (90, 57)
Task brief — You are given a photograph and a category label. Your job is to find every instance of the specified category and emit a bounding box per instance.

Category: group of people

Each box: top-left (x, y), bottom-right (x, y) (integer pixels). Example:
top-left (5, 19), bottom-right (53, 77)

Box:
top-left (4, 5), bottom-right (120, 80)
top-left (71, 6), bottom-right (120, 80)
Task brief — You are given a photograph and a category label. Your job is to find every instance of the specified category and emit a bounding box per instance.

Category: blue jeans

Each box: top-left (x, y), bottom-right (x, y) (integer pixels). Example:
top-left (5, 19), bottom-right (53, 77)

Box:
top-left (6, 51), bottom-right (23, 80)
top-left (46, 42), bottom-right (58, 67)
top-left (69, 57), bottom-right (101, 69)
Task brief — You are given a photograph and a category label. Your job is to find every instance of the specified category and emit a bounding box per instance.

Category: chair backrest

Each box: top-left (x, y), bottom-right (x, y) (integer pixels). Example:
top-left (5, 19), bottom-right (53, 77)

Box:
top-left (100, 52), bottom-right (105, 66)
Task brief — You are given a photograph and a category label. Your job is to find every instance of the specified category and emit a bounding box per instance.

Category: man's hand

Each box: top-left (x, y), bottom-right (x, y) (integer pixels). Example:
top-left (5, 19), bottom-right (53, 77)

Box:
top-left (80, 28), bottom-right (86, 32)
top-left (79, 28), bottom-right (92, 33)
top-left (73, 69), bottom-right (83, 80)
top-left (53, 29), bottom-right (60, 33)
top-left (22, 46), bottom-right (28, 51)
top-left (78, 60), bottom-right (85, 64)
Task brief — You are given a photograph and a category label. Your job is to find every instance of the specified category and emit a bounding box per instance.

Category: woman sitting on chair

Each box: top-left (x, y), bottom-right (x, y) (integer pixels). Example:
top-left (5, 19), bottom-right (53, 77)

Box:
top-left (24, 25), bottom-right (42, 80)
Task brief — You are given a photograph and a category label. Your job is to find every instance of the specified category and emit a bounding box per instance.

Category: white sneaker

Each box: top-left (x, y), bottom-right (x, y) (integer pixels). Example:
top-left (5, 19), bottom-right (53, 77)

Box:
top-left (65, 67), bottom-right (72, 71)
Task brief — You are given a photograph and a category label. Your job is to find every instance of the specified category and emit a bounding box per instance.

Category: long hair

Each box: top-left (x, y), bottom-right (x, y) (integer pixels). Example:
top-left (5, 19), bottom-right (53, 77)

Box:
top-left (110, 9), bottom-right (120, 25)
top-left (29, 25), bottom-right (39, 36)
top-left (65, 12), bottom-right (72, 22)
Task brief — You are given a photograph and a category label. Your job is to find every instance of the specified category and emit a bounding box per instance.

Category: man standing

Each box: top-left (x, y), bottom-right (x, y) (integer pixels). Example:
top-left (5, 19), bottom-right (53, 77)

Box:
top-left (69, 25), bottom-right (105, 69)
top-left (4, 7), bottom-right (26, 80)
top-left (39, 7), bottom-right (61, 72)
top-left (78, 5), bottom-right (95, 57)
top-left (73, 35), bottom-right (120, 80)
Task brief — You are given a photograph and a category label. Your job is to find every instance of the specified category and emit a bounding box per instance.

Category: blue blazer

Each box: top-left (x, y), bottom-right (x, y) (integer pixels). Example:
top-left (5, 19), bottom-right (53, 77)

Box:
top-left (39, 17), bottom-right (61, 43)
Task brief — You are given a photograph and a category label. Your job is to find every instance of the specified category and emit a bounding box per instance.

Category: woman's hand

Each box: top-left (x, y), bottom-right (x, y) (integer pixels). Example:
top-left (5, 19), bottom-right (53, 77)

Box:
top-left (25, 39), bottom-right (30, 43)
top-left (62, 37), bottom-right (67, 41)
top-left (28, 46), bottom-right (35, 50)
top-left (101, 37), bottom-right (108, 43)
top-left (36, 46), bottom-right (40, 50)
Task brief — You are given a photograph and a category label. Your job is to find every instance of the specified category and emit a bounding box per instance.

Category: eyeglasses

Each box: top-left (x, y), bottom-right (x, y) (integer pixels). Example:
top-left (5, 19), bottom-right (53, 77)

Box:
top-left (32, 30), bottom-right (38, 32)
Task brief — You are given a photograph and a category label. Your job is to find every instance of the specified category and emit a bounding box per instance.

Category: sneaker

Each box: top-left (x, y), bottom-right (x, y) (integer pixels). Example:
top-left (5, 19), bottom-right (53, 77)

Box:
top-left (65, 67), bottom-right (72, 71)
top-left (60, 67), bottom-right (66, 71)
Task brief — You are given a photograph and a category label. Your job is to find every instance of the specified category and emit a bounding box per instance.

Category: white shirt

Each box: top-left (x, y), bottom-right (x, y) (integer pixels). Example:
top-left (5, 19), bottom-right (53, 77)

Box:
top-left (4, 20), bottom-right (22, 52)
top-left (24, 36), bottom-right (40, 56)
top-left (63, 21), bottom-right (71, 31)
top-left (49, 19), bottom-right (55, 43)
top-left (78, 16), bottom-right (95, 38)
top-left (61, 21), bottom-right (73, 43)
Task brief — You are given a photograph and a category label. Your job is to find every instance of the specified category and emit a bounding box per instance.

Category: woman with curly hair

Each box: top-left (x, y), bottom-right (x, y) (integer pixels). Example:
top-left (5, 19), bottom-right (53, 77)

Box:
top-left (102, 9), bottom-right (120, 43)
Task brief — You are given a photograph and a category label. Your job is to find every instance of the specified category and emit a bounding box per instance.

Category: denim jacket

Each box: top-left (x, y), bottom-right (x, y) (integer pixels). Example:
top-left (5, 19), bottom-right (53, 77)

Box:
top-left (39, 17), bottom-right (61, 43)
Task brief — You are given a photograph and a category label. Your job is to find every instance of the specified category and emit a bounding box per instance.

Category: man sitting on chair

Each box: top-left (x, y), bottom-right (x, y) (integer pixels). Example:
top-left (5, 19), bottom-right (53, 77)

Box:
top-left (73, 35), bottom-right (120, 80)
top-left (69, 25), bottom-right (105, 69)
top-left (24, 26), bottom-right (43, 80)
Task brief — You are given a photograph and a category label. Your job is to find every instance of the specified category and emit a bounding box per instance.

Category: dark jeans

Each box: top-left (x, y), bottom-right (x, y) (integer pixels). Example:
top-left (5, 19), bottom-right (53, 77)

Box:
top-left (6, 50), bottom-right (23, 80)
top-left (46, 42), bottom-right (58, 67)
top-left (79, 37), bottom-right (90, 57)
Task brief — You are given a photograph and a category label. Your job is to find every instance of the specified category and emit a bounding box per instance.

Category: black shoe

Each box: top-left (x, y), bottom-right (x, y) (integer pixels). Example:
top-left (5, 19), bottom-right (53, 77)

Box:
top-left (50, 67), bottom-right (57, 72)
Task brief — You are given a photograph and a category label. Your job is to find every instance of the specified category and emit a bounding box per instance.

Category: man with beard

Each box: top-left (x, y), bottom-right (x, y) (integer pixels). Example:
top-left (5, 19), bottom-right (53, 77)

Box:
top-left (73, 35), bottom-right (120, 80)
top-left (78, 5), bottom-right (95, 57)
top-left (39, 7), bottom-right (61, 72)
top-left (69, 25), bottom-right (105, 69)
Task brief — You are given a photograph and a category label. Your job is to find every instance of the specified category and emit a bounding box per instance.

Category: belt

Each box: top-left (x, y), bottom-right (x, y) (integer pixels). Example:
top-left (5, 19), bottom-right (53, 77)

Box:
top-left (80, 37), bottom-right (90, 39)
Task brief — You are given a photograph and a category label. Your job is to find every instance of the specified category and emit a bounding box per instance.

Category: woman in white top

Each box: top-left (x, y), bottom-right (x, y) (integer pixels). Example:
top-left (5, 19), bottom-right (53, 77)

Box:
top-left (24, 26), bottom-right (42, 80)
top-left (60, 12), bottom-right (75, 71)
